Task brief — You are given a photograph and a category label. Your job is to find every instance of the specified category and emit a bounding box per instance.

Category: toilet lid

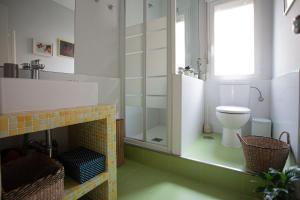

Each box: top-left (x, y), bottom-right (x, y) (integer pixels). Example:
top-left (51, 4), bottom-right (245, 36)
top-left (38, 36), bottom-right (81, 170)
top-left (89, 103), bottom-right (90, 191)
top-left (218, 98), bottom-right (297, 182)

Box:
top-left (216, 106), bottom-right (251, 114)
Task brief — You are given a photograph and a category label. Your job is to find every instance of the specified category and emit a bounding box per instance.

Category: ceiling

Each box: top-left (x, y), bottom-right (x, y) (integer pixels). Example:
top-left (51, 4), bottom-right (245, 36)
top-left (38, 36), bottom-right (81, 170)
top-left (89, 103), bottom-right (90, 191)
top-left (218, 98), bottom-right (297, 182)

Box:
top-left (52, 0), bottom-right (75, 11)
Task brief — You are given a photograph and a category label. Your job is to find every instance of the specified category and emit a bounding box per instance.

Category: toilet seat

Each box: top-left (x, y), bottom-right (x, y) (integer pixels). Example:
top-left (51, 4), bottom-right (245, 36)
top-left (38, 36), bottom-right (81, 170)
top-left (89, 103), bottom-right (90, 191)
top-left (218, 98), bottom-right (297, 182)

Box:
top-left (216, 106), bottom-right (251, 114)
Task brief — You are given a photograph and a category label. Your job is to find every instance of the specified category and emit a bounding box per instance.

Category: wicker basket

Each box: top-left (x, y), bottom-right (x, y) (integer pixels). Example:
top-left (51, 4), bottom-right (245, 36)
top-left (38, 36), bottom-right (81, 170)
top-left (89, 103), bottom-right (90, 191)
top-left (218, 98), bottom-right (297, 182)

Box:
top-left (2, 153), bottom-right (65, 200)
top-left (237, 132), bottom-right (290, 173)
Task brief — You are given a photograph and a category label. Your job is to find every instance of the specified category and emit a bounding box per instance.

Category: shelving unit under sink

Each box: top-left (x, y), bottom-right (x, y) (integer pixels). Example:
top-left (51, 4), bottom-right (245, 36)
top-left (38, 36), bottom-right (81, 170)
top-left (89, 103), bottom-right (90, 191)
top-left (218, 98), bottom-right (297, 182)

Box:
top-left (0, 105), bottom-right (117, 200)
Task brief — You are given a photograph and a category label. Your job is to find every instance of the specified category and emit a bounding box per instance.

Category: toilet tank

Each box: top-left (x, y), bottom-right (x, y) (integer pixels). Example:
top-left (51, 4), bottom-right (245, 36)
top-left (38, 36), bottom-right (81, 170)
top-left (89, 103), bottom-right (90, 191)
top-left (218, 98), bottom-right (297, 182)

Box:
top-left (219, 84), bottom-right (250, 107)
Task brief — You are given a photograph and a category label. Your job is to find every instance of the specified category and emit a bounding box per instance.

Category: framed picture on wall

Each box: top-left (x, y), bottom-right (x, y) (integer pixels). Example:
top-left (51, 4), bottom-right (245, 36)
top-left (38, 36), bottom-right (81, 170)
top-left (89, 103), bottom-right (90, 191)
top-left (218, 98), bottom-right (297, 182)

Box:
top-left (33, 40), bottom-right (53, 57)
top-left (284, 0), bottom-right (295, 15)
top-left (57, 39), bottom-right (74, 58)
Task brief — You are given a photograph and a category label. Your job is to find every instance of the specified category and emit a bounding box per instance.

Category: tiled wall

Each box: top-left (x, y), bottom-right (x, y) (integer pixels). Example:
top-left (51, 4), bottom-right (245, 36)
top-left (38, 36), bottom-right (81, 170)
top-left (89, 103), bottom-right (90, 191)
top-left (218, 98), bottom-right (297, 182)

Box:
top-left (271, 71), bottom-right (299, 162)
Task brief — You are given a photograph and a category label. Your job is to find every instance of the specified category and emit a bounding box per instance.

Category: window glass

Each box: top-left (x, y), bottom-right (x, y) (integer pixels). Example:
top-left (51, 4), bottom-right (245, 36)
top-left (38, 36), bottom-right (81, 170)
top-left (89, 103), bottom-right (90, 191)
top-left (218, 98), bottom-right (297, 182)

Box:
top-left (213, 0), bottom-right (254, 77)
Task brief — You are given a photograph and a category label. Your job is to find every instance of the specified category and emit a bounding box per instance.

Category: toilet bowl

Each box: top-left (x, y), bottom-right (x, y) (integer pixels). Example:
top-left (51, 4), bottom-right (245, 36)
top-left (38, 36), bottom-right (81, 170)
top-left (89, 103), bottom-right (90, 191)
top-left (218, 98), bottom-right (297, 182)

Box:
top-left (216, 106), bottom-right (251, 148)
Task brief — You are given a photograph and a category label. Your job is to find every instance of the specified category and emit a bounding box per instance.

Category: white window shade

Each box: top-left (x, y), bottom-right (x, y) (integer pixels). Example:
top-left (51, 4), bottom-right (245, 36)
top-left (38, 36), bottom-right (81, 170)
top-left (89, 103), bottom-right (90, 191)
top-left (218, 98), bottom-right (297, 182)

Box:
top-left (213, 0), bottom-right (254, 77)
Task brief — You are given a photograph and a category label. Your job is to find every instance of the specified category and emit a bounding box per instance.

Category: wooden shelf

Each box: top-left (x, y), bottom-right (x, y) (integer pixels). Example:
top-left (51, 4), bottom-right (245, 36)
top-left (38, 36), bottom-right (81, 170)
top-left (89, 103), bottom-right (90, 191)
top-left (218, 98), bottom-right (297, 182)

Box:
top-left (64, 172), bottom-right (109, 200)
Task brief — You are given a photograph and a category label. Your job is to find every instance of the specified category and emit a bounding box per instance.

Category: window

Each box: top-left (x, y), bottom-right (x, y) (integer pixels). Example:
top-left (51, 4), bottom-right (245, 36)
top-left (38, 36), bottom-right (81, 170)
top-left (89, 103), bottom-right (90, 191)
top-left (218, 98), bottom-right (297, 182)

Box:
top-left (176, 16), bottom-right (185, 71)
top-left (213, 0), bottom-right (254, 77)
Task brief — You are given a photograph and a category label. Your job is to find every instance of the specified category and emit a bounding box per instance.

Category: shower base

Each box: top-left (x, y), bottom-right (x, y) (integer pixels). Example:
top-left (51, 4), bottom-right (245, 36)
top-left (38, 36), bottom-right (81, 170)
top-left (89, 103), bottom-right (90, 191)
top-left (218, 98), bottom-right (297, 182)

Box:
top-left (127, 126), bottom-right (167, 146)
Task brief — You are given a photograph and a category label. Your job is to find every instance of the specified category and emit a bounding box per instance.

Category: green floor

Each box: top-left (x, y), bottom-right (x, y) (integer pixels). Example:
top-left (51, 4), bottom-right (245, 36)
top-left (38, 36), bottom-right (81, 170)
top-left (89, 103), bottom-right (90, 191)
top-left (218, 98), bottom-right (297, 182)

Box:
top-left (182, 133), bottom-right (296, 172)
top-left (118, 160), bottom-right (255, 200)
top-left (182, 134), bottom-right (246, 171)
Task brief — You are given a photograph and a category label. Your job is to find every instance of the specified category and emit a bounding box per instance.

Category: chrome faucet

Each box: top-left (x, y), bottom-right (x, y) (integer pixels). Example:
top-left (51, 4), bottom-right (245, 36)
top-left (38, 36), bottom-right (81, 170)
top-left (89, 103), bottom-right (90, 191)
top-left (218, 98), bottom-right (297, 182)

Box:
top-left (31, 59), bottom-right (45, 79)
top-left (21, 59), bottom-right (45, 79)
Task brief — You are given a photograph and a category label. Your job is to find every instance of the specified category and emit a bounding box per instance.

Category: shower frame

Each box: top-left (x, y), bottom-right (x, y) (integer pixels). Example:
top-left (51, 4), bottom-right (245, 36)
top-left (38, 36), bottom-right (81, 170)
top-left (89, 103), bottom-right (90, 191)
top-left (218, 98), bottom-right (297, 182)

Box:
top-left (120, 0), bottom-right (176, 153)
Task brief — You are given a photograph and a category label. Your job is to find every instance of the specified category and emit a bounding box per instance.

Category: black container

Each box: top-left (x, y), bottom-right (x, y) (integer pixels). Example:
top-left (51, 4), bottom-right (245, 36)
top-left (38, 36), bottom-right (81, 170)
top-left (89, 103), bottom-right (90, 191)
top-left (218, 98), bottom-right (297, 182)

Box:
top-left (59, 147), bottom-right (105, 184)
top-left (3, 63), bottom-right (19, 78)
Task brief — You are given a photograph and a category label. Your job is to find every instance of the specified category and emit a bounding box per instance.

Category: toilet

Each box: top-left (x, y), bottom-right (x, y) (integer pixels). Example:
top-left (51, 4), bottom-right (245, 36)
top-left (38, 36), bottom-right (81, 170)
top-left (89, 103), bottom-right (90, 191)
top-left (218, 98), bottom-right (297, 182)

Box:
top-left (216, 84), bottom-right (251, 148)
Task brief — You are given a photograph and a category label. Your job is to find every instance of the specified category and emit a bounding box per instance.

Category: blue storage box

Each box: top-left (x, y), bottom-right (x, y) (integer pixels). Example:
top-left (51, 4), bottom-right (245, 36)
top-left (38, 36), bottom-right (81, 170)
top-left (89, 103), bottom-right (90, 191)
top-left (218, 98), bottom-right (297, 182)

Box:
top-left (59, 147), bottom-right (105, 184)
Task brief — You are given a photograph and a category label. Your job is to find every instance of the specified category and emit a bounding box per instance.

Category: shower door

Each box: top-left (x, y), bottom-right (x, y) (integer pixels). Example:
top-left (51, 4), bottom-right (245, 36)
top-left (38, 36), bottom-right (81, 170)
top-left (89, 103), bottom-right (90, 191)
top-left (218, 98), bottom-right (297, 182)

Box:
top-left (124, 0), bottom-right (169, 150)
top-left (145, 0), bottom-right (168, 146)
top-left (124, 0), bottom-right (144, 142)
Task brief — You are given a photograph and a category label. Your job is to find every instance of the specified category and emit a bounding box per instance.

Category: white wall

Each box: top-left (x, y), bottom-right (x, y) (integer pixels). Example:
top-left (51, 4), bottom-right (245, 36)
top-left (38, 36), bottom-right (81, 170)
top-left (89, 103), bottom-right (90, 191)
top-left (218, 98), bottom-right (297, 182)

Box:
top-left (0, 0), bottom-right (74, 73)
top-left (74, 0), bottom-right (121, 116)
top-left (273, 0), bottom-right (300, 78)
top-left (0, 4), bottom-right (8, 65)
top-left (172, 75), bottom-right (204, 155)
top-left (75, 0), bottom-right (119, 78)
top-left (271, 0), bottom-right (300, 163)
top-left (254, 0), bottom-right (273, 79)
top-left (271, 72), bottom-right (299, 162)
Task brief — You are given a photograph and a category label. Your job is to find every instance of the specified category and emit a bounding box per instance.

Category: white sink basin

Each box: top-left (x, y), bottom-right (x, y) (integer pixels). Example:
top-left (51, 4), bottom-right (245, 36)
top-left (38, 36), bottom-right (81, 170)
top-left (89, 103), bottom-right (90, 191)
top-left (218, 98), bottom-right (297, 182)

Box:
top-left (0, 78), bottom-right (98, 114)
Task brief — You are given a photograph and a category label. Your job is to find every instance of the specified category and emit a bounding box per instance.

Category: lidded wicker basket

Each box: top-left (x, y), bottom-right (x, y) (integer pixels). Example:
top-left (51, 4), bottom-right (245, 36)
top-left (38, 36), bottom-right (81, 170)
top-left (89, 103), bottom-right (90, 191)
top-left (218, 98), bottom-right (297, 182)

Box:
top-left (237, 132), bottom-right (290, 173)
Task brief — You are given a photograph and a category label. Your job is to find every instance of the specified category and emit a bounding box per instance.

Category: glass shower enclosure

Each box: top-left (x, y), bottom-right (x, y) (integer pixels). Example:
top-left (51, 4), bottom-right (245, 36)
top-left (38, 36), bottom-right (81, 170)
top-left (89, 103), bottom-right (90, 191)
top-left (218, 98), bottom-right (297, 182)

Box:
top-left (124, 0), bottom-right (170, 151)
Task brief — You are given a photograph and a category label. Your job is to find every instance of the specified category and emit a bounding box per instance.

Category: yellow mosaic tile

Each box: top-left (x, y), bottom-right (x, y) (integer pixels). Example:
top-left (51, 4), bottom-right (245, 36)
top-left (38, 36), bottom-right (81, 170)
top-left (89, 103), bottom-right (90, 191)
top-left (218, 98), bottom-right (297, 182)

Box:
top-left (64, 172), bottom-right (109, 200)
top-left (0, 105), bottom-right (116, 138)
top-left (17, 121), bottom-right (25, 130)
top-left (0, 104), bottom-right (117, 200)
top-left (25, 115), bottom-right (32, 122)
top-left (9, 129), bottom-right (17, 136)
top-left (68, 107), bottom-right (117, 200)
top-left (0, 117), bottom-right (8, 132)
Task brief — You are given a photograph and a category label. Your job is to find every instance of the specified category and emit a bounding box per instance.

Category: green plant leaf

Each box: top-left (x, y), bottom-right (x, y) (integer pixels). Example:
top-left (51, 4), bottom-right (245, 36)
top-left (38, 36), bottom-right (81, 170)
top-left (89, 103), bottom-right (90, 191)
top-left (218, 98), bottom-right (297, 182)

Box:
top-left (256, 167), bottom-right (300, 200)
top-left (264, 172), bottom-right (273, 181)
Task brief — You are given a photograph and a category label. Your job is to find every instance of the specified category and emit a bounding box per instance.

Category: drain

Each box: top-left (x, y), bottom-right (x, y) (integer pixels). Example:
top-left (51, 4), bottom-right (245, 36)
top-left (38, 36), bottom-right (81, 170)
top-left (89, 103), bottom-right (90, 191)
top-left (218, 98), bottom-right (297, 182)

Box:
top-left (152, 138), bottom-right (163, 142)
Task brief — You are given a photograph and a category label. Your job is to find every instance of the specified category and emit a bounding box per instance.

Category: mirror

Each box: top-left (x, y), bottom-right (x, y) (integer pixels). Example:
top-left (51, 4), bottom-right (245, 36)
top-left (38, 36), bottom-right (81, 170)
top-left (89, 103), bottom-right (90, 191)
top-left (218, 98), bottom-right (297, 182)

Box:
top-left (0, 0), bottom-right (75, 73)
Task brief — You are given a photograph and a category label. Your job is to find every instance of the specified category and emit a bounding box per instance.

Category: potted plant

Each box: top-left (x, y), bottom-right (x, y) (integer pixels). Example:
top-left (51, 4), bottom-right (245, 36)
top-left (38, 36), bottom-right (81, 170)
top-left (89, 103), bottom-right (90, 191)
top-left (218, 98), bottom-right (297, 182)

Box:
top-left (256, 167), bottom-right (300, 200)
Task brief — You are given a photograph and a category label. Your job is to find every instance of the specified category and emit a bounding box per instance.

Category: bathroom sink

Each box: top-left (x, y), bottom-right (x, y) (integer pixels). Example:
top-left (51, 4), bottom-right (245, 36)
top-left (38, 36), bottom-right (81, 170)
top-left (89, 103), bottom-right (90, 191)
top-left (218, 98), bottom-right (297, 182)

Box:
top-left (0, 78), bottom-right (98, 114)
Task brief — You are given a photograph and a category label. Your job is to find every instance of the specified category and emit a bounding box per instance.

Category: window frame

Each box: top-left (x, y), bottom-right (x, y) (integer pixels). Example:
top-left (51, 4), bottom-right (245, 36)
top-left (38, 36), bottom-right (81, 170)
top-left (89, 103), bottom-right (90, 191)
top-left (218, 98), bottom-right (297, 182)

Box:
top-left (208, 0), bottom-right (257, 81)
